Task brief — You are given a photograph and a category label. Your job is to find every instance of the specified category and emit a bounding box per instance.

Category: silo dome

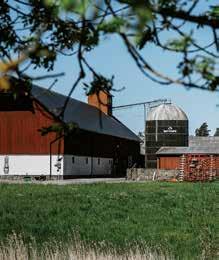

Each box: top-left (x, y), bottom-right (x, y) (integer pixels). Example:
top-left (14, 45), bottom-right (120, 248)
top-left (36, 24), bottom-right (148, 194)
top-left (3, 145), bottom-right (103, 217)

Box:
top-left (147, 103), bottom-right (188, 121)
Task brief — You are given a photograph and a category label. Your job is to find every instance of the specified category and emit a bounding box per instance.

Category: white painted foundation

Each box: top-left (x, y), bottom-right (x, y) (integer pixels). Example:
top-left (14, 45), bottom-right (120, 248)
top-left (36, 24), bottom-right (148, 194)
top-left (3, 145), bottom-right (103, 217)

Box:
top-left (0, 155), bottom-right (113, 177)
top-left (64, 155), bottom-right (113, 176)
top-left (0, 155), bottom-right (63, 176)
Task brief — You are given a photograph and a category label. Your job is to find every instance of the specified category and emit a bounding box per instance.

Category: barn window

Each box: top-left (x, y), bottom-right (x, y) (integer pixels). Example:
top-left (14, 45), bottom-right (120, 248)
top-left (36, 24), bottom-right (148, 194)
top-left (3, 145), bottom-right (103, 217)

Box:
top-left (85, 158), bottom-right (88, 164)
top-left (98, 158), bottom-right (100, 165)
top-left (72, 157), bottom-right (75, 164)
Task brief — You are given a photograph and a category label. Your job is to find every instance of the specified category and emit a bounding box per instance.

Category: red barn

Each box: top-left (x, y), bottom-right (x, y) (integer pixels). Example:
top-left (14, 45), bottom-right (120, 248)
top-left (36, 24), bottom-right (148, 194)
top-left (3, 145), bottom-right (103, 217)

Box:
top-left (0, 79), bottom-right (140, 179)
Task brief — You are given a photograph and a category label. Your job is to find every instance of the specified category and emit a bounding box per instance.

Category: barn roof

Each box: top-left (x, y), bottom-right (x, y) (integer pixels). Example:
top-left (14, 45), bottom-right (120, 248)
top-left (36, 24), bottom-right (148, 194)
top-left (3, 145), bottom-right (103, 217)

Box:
top-left (157, 146), bottom-right (219, 155)
top-left (157, 136), bottom-right (219, 155)
top-left (189, 136), bottom-right (219, 146)
top-left (31, 85), bottom-right (140, 142)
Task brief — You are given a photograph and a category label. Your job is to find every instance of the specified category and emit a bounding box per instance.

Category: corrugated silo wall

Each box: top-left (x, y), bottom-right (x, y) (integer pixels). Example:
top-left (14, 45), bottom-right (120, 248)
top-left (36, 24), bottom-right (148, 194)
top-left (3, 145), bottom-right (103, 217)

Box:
top-left (145, 120), bottom-right (188, 168)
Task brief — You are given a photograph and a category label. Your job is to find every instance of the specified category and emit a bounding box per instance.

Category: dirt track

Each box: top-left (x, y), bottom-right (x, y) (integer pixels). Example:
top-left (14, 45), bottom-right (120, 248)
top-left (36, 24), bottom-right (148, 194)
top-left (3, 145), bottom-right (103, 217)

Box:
top-left (0, 178), bottom-right (127, 185)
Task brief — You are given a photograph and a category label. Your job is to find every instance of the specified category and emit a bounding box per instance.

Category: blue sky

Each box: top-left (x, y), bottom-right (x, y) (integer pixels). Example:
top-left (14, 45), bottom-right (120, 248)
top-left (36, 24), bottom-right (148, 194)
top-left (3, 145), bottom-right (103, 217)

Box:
top-left (33, 34), bottom-right (219, 136)
top-left (27, 1), bottom-right (219, 136)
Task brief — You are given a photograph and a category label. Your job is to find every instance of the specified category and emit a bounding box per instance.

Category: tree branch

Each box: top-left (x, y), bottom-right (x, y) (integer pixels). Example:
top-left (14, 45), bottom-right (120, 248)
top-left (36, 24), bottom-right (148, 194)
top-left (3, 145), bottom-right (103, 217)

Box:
top-left (23, 72), bottom-right (65, 81)
top-left (155, 8), bottom-right (219, 29)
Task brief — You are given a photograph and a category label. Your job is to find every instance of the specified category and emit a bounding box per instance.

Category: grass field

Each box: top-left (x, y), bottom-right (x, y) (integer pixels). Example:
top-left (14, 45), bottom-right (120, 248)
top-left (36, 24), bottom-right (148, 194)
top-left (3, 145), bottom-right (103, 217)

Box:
top-left (0, 182), bottom-right (217, 259)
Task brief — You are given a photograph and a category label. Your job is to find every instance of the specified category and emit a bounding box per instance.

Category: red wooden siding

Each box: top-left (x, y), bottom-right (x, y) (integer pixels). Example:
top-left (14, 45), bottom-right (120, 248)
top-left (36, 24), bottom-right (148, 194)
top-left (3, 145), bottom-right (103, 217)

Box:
top-left (0, 100), bottom-right (64, 154)
top-left (158, 154), bottom-right (219, 174)
top-left (216, 156), bottom-right (219, 168)
top-left (216, 156), bottom-right (219, 177)
top-left (158, 156), bottom-right (180, 170)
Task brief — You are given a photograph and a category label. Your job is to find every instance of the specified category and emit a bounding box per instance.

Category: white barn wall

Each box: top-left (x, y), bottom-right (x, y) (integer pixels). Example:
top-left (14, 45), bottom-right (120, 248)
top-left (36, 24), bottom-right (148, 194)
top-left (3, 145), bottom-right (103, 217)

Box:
top-left (64, 155), bottom-right (113, 176)
top-left (92, 157), bottom-right (113, 175)
top-left (0, 154), bottom-right (113, 177)
top-left (64, 156), bottom-right (92, 176)
top-left (0, 155), bottom-right (63, 176)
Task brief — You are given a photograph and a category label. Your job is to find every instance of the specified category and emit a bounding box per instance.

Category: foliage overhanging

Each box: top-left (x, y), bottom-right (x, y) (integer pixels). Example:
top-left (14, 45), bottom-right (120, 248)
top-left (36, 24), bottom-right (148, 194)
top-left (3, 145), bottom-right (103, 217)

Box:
top-left (0, 0), bottom-right (218, 97)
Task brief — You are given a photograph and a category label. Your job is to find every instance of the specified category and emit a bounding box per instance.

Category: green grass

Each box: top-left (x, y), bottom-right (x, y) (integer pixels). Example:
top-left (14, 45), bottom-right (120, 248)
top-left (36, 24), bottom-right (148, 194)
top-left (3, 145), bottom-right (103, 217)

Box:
top-left (0, 182), bottom-right (217, 259)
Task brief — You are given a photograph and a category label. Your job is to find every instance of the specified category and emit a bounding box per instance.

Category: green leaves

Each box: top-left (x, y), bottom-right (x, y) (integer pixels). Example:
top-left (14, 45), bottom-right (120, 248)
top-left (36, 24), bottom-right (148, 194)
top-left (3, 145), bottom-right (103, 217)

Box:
top-left (167, 34), bottom-right (193, 52)
top-left (98, 17), bottom-right (126, 34)
top-left (0, 0), bottom-right (218, 92)
top-left (209, 77), bottom-right (219, 91)
top-left (157, 0), bottom-right (177, 9)
top-left (193, 56), bottom-right (218, 91)
top-left (44, 0), bottom-right (90, 14)
top-left (134, 4), bottom-right (153, 31)
top-left (29, 44), bottom-right (57, 71)
top-left (195, 122), bottom-right (210, 137)
top-left (177, 55), bottom-right (218, 91)
top-left (194, 57), bottom-right (215, 81)
top-left (210, 5), bottom-right (219, 17)
top-left (39, 122), bottom-right (78, 136)
top-left (137, 27), bottom-right (154, 49)
top-left (83, 75), bottom-right (114, 96)
top-left (39, 123), bottom-right (63, 136)
top-left (120, 0), bottom-right (153, 43)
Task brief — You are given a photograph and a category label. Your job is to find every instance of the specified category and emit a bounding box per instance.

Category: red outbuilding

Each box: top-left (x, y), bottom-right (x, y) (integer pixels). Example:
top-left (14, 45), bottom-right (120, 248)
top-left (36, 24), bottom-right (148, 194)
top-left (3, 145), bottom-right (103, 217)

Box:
top-left (157, 137), bottom-right (219, 181)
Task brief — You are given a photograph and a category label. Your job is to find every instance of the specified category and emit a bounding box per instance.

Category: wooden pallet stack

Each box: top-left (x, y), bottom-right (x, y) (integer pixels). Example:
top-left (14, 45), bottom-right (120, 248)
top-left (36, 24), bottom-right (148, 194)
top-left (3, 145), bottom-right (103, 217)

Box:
top-left (181, 154), bottom-right (216, 182)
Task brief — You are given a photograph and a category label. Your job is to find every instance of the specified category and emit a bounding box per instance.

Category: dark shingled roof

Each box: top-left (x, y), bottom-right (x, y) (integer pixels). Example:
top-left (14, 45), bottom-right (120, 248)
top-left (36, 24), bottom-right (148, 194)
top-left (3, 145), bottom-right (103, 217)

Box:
top-left (31, 85), bottom-right (140, 142)
top-left (157, 136), bottom-right (219, 155)
top-left (157, 146), bottom-right (219, 155)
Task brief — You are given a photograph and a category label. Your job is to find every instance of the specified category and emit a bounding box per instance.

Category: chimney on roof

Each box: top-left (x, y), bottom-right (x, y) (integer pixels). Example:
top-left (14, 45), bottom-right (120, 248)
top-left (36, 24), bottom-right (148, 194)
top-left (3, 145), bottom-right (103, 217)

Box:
top-left (88, 90), bottom-right (112, 116)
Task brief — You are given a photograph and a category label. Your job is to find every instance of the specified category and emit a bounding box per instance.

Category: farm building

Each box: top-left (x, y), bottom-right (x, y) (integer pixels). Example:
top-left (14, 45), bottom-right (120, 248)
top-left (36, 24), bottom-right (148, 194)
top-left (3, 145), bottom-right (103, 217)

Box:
top-left (143, 102), bottom-right (219, 181)
top-left (145, 102), bottom-right (189, 168)
top-left (0, 78), bottom-right (140, 179)
top-left (157, 136), bottom-right (219, 181)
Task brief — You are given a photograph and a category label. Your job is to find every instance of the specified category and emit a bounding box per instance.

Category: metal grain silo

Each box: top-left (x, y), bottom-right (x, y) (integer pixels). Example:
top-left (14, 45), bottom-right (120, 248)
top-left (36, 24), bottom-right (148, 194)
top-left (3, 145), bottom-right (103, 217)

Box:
top-left (145, 103), bottom-right (189, 168)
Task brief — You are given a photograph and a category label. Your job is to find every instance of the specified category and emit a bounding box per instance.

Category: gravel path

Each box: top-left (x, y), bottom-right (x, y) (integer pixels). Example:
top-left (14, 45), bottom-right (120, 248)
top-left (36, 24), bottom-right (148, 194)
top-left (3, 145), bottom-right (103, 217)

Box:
top-left (0, 178), bottom-right (127, 185)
